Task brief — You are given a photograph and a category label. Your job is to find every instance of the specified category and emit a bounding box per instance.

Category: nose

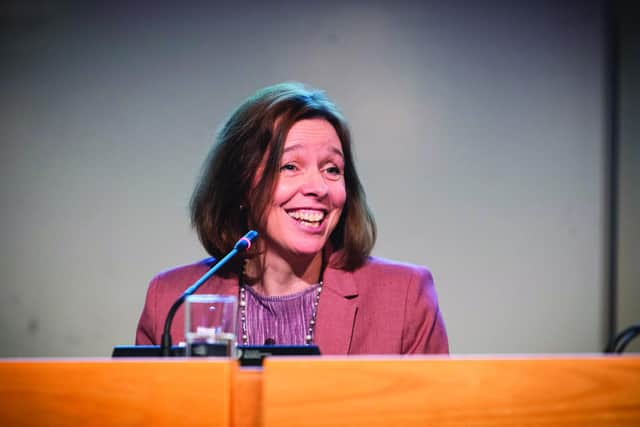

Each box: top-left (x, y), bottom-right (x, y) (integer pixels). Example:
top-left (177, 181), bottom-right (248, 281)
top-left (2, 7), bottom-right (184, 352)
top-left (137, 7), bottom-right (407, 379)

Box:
top-left (301, 168), bottom-right (329, 198)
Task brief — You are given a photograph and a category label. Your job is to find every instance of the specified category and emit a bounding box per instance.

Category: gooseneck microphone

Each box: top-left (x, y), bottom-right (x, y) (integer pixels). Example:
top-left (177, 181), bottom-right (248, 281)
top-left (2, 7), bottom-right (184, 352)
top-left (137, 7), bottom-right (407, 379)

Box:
top-left (160, 230), bottom-right (258, 356)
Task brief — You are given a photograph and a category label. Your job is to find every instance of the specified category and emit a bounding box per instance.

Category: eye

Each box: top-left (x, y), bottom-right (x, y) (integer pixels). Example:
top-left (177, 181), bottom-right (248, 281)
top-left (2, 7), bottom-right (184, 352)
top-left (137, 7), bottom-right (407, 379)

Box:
top-left (280, 163), bottom-right (299, 173)
top-left (324, 165), bottom-right (343, 179)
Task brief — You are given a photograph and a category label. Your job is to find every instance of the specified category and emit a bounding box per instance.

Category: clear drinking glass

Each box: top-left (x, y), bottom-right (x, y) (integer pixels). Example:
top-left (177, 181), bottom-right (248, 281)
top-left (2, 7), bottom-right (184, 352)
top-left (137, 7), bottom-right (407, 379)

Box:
top-left (185, 294), bottom-right (237, 357)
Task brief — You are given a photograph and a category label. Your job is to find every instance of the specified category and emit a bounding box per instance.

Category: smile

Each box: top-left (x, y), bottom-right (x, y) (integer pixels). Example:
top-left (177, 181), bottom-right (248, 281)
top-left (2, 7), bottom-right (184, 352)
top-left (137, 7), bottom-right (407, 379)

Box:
top-left (286, 209), bottom-right (326, 228)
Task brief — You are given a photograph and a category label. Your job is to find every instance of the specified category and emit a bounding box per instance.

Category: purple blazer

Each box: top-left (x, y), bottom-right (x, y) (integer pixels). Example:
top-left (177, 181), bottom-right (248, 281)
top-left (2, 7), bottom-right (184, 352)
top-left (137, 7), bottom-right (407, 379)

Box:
top-left (136, 255), bottom-right (449, 355)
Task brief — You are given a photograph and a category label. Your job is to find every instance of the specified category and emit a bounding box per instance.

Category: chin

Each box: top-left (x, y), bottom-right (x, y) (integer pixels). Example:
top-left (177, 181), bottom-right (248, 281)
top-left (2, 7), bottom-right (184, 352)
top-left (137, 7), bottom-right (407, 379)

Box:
top-left (289, 243), bottom-right (326, 257)
top-left (281, 236), bottom-right (329, 258)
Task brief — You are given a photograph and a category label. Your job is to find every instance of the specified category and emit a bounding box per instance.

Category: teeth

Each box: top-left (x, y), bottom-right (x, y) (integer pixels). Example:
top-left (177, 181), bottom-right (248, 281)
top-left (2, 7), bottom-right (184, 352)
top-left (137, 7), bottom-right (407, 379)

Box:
top-left (288, 210), bottom-right (325, 223)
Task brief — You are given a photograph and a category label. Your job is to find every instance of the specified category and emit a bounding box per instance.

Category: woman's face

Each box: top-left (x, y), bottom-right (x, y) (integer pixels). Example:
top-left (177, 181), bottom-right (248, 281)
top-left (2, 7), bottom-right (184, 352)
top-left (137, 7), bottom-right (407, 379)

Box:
top-left (261, 118), bottom-right (346, 261)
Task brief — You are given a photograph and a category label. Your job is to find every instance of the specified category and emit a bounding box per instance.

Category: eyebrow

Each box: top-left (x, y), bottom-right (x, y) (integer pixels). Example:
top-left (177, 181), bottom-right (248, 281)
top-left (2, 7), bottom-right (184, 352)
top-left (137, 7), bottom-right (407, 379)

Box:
top-left (282, 144), bottom-right (344, 158)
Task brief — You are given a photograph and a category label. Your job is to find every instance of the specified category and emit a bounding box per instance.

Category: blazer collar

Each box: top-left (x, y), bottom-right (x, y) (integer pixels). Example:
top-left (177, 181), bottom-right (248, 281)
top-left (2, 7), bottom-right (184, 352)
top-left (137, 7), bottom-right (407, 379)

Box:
top-left (314, 260), bottom-right (359, 354)
top-left (198, 257), bottom-right (239, 296)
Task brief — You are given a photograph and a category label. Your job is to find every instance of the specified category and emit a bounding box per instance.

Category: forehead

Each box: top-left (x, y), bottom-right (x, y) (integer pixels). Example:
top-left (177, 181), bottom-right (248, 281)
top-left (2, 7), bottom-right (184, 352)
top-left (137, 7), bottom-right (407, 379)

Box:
top-left (283, 119), bottom-right (343, 153)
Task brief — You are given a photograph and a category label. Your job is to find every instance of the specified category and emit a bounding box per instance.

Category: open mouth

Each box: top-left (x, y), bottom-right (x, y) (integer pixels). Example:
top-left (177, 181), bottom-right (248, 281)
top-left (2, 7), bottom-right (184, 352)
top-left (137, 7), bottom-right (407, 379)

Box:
top-left (286, 209), bottom-right (326, 228)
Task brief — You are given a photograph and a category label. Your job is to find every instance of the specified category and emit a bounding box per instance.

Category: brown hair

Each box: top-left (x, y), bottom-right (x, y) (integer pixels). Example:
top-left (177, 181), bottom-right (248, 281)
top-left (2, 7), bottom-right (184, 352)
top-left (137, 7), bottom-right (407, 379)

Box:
top-left (190, 82), bottom-right (376, 271)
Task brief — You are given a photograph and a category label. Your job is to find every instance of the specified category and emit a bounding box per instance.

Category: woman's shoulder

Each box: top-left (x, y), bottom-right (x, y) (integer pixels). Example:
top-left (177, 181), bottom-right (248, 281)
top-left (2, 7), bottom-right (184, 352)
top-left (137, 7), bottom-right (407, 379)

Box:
top-left (327, 255), bottom-right (435, 297)
top-left (150, 257), bottom-right (217, 288)
top-left (356, 256), bottom-right (433, 280)
top-left (332, 256), bottom-right (439, 316)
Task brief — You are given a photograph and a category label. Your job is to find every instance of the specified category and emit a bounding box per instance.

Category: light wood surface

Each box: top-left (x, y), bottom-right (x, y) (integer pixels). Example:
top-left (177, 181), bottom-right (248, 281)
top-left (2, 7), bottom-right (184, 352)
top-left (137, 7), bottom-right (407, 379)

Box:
top-left (232, 366), bottom-right (262, 427)
top-left (262, 356), bottom-right (640, 427)
top-left (2, 356), bottom-right (639, 427)
top-left (0, 359), bottom-right (233, 427)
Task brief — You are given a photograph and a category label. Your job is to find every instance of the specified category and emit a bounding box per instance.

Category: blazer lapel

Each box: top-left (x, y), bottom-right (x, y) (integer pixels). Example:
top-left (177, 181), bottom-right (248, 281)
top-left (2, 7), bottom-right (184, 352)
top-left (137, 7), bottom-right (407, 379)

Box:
top-left (314, 266), bottom-right (359, 355)
top-left (198, 258), bottom-right (239, 296)
top-left (200, 274), bottom-right (238, 296)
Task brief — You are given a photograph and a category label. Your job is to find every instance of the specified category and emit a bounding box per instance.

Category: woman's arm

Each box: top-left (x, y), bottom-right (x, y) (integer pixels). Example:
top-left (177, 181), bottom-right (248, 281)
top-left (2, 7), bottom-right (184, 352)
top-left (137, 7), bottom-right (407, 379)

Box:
top-left (401, 266), bottom-right (449, 354)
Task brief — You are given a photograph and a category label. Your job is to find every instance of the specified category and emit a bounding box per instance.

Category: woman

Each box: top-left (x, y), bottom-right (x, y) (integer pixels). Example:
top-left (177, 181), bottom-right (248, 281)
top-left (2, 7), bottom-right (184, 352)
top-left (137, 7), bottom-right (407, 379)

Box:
top-left (136, 82), bottom-right (448, 354)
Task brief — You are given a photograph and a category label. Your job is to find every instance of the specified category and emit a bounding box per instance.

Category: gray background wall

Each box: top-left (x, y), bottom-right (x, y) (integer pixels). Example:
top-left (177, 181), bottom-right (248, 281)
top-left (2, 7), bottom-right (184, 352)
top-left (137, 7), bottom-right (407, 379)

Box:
top-left (0, 0), bottom-right (635, 357)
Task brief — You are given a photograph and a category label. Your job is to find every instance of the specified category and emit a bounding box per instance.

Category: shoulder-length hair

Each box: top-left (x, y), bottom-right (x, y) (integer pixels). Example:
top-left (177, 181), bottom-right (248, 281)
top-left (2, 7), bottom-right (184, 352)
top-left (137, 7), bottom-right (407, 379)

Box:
top-left (190, 82), bottom-right (376, 271)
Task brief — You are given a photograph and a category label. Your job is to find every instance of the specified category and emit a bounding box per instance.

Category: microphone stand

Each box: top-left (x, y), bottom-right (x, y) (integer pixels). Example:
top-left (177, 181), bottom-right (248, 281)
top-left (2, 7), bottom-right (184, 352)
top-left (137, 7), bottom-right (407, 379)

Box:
top-left (160, 230), bottom-right (258, 356)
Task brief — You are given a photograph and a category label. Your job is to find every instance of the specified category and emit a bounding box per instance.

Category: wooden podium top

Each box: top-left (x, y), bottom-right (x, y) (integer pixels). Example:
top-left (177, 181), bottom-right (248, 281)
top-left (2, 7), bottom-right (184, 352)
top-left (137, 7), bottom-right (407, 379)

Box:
top-left (1, 355), bottom-right (639, 427)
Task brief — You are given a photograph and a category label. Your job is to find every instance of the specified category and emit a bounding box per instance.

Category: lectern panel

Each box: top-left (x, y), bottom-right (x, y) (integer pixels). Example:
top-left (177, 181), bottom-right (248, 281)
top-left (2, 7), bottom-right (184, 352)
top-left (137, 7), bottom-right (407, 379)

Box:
top-left (262, 356), bottom-right (640, 427)
top-left (0, 360), bottom-right (233, 427)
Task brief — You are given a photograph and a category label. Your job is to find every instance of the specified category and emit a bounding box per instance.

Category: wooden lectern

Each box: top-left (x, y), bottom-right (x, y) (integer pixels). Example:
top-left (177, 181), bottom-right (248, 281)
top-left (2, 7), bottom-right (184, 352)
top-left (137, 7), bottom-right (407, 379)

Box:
top-left (1, 356), bottom-right (639, 426)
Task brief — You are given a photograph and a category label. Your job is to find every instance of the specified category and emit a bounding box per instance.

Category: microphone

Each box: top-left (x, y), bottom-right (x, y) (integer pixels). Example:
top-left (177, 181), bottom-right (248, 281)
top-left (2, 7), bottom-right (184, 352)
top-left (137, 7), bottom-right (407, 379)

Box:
top-left (160, 230), bottom-right (258, 356)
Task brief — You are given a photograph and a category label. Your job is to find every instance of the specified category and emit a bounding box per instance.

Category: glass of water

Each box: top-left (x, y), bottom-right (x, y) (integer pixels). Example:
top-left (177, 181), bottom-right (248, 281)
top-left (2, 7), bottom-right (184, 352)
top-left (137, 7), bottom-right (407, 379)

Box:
top-left (185, 294), bottom-right (237, 357)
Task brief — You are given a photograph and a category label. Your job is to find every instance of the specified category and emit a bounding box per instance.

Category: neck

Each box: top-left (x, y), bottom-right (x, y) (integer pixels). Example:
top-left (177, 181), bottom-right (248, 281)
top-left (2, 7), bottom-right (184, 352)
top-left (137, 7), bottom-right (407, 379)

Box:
top-left (245, 249), bottom-right (323, 296)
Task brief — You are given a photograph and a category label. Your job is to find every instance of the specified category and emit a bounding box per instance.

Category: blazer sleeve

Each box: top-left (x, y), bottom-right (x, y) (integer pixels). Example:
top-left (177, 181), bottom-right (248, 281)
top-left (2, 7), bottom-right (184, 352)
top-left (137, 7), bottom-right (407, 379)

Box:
top-left (135, 276), bottom-right (159, 345)
top-left (401, 266), bottom-right (449, 354)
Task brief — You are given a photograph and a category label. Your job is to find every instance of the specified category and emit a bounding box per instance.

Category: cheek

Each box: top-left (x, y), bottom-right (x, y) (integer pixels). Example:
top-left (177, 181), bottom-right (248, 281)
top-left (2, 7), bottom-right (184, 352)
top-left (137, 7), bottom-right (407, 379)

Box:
top-left (270, 179), bottom-right (297, 206)
top-left (331, 183), bottom-right (347, 209)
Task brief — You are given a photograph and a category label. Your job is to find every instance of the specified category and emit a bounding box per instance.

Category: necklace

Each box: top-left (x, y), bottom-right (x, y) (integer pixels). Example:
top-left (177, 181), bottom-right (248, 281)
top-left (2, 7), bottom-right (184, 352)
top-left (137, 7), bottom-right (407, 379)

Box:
top-left (238, 281), bottom-right (323, 345)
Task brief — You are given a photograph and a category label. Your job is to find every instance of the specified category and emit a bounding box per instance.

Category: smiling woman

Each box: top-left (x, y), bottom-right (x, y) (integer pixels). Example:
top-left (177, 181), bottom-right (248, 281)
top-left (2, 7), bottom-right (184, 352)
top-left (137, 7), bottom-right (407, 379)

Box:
top-left (135, 82), bottom-right (449, 353)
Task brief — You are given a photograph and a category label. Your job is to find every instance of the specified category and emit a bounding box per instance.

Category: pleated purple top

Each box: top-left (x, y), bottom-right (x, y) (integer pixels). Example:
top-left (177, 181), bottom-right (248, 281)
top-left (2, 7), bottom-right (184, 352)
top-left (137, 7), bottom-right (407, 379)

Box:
top-left (243, 284), bottom-right (320, 345)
